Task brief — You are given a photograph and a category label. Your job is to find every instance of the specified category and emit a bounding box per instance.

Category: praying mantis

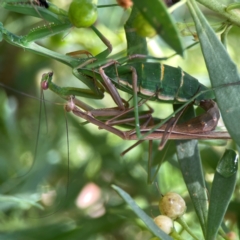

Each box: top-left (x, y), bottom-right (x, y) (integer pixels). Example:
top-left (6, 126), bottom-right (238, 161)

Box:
top-left (0, 0), bottom-right (231, 150)
top-left (1, 3), bottom-right (239, 239)
top-left (41, 72), bottom-right (230, 143)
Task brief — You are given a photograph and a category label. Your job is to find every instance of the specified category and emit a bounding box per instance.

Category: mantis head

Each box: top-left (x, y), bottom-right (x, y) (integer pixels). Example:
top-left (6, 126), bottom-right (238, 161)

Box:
top-left (41, 72), bottom-right (53, 90)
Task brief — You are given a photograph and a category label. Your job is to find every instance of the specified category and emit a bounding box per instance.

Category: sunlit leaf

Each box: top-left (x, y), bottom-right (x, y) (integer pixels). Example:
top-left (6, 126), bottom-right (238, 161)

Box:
top-left (132, 0), bottom-right (184, 55)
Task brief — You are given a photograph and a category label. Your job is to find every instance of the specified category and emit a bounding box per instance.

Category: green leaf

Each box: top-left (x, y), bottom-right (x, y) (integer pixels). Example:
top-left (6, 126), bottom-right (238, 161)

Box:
top-left (0, 194), bottom-right (44, 210)
top-left (174, 105), bottom-right (208, 236)
top-left (112, 185), bottom-right (172, 240)
top-left (216, 149), bottom-right (238, 178)
top-left (2, 0), bottom-right (69, 24)
top-left (206, 149), bottom-right (238, 240)
top-left (124, 6), bottom-right (148, 56)
top-left (132, 0), bottom-right (184, 56)
top-left (187, 0), bottom-right (240, 147)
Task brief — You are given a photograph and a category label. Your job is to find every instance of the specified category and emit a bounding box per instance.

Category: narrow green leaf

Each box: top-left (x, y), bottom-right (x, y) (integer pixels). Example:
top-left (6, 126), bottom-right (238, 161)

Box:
top-left (112, 185), bottom-right (172, 240)
top-left (124, 6), bottom-right (148, 56)
top-left (174, 105), bottom-right (208, 236)
top-left (206, 150), bottom-right (238, 240)
top-left (187, 0), bottom-right (240, 147)
top-left (132, 0), bottom-right (184, 55)
top-left (0, 195), bottom-right (44, 210)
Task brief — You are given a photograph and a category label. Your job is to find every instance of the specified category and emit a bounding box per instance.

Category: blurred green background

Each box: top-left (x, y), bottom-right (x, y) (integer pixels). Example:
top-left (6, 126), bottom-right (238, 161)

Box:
top-left (0, 0), bottom-right (240, 239)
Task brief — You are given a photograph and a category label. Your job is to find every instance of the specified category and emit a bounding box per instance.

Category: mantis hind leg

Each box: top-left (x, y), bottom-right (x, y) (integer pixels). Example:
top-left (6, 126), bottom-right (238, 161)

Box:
top-left (98, 60), bottom-right (126, 110)
top-left (91, 25), bottom-right (112, 59)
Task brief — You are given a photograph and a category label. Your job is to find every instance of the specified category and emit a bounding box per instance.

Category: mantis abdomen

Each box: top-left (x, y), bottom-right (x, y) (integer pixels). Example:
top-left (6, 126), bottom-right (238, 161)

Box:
top-left (81, 61), bottom-right (214, 104)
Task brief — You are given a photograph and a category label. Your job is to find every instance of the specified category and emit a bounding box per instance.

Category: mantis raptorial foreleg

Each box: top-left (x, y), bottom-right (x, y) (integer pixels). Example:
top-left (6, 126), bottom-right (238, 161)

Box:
top-left (41, 72), bottom-right (154, 130)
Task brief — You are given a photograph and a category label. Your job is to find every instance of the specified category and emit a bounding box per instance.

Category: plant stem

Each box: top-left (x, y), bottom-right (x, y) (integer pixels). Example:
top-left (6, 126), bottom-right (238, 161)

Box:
top-left (196, 0), bottom-right (240, 27)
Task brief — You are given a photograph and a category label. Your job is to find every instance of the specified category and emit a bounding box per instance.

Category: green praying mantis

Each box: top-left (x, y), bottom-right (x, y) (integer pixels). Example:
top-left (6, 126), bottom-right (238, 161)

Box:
top-left (0, 0), bottom-right (231, 153)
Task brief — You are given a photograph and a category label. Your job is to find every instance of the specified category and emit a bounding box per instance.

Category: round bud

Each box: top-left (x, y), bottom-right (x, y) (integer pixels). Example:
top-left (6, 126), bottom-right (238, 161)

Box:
top-left (159, 192), bottom-right (186, 220)
top-left (68, 0), bottom-right (98, 28)
top-left (154, 215), bottom-right (173, 235)
top-left (133, 13), bottom-right (156, 38)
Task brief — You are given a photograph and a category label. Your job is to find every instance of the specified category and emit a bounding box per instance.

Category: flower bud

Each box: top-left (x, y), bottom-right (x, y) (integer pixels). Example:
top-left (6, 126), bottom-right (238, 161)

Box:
top-left (159, 192), bottom-right (186, 220)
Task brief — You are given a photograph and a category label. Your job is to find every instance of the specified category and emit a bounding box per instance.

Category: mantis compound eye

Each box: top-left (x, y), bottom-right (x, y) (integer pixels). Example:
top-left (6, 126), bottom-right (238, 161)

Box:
top-left (41, 81), bottom-right (48, 90)
top-left (49, 72), bottom-right (54, 77)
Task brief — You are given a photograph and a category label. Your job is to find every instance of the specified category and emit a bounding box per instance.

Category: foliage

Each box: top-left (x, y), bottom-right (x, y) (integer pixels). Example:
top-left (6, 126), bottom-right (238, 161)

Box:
top-left (0, 0), bottom-right (240, 239)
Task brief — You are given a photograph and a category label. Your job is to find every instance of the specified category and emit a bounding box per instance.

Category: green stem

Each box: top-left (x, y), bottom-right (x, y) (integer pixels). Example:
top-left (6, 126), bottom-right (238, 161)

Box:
top-left (221, 24), bottom-right (232, 48)
top-left (218, 227), bottom-right (228, 240)
top-left (97, 4), bottom-right (119, 8)
top-left (196, 0), bottom-right (240, 27)
top-left (170, 228), bottom-right (185, 240)
top-left (176, 216), bottom-right (200, 240)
